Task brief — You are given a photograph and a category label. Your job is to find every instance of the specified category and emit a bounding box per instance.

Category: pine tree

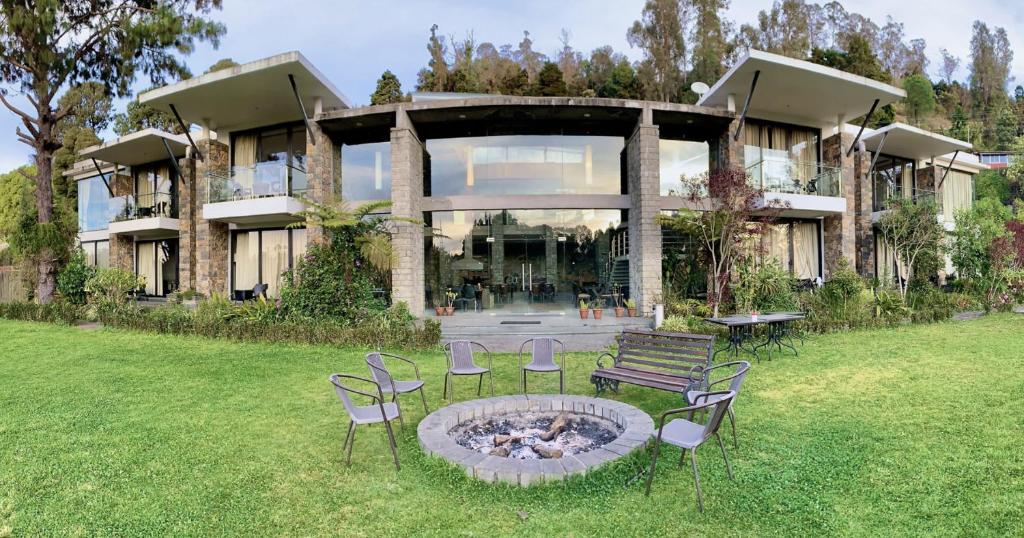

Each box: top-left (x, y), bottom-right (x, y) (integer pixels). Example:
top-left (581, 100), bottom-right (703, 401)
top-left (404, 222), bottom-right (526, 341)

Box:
top-left (534, 62), bottom-right (567, 96)
top-left (370, 70), bottom-right (404, 105)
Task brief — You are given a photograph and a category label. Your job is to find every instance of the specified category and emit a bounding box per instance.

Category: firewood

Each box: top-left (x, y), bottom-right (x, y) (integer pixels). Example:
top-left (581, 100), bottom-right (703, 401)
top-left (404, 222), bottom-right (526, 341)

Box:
top-left (489, 446), bottom-right (510, 457)
top-left (493, 434), bottom-right (521, 446)
top-left (531, 445), bottom-right (563, 459)
top-left (538, 413), bottom-right (569, 441)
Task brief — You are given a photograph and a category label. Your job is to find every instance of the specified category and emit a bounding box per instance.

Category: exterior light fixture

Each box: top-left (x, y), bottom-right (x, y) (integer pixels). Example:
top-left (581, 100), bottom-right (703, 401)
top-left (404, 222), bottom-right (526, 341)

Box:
top-left (557, 236), bottom-right (567, 242)
top-left (486, 237), bottom-right (496, 243)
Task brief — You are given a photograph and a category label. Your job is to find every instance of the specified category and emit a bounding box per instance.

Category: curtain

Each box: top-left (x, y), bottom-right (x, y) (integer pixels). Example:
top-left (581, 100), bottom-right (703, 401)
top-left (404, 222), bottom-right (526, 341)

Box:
top-left (874, 234), bottom-right (908, 284)
top-left (135, 168), bottom-right (154, 207)
top-left (901, 162), bottom-right (914, 198)
top-left (95, 241), bottom-right (110, 269)
top-left (137, 242), bottom-right (157, 295)
top-left (261, 230), bottom-right (290, 297)
top-left (793, 222), bottom-right (819, 279)
top-left (744, 122), bottom-right (762, 174)
top-left (943, 170), bottom-right (973, 221)
top-left (788, 130), bottom-right (815, 184)
top-left (234, 232), bottom-right (259, 291)
top-left (290, 229), bottom-right (308, 269)
top-left (762, 224), bottom-right (791, 272)
top-left (233, 133), bottom-right (258, 194)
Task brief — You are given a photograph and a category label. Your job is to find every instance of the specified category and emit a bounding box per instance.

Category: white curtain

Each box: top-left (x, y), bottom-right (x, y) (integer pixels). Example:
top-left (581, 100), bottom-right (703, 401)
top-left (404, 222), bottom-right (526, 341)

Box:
top-left (762, 224), bottom-right (791, 272)
top-left (261, 230), bottom-right (289, 297)
top-left (137, 242), bottom-right (157, 295)
top-left (95, 241), bottom-right (110, 269)
top-left (290, 229), bottom-right (308, 268)
top-left (234, 232), bottom-right (259, 291)
top-left (793, 222), bottom-right (819, 279)
top-left (233, 134), bottom-right (258, 194)
top-left (943, 170), bottom-right (973, 221)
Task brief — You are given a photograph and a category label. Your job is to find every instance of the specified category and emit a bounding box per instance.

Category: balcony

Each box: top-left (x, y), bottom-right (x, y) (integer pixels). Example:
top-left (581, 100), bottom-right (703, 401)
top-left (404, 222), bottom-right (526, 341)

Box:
top-left (107, 192), bottom-right (180, 238)
top-left (872, 183), bottom-right (942, 213)
top-left (746, 157), bottom-right (846, 217)
top-left (203, 161), bottom-right (309, 224)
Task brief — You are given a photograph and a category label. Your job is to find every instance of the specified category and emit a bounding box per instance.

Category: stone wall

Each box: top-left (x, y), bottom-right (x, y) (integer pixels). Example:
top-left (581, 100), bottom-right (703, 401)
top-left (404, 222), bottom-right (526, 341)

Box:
top-left (177, 153), bottom-right (197, 290)
top-left (710, 118), bottom-right (744, 172)
top-left (852, 146), bottom-right (874, 277)
top-left (626, 109), bottom-right (662, 314)
top-left (390, 109), bottom-right (426, 315)
top-left (305, 121), bottom-right (336, 245)
top-left (193, 138), bottom-right (230, 297)
top-left (108, 173), bottom-right (134, 273)
top-left (822, 132), bottom-right (857, 276)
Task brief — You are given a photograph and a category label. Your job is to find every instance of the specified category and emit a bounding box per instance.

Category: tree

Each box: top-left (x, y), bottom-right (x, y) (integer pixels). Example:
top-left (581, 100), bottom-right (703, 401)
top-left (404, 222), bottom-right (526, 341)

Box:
top-left (0, 166), bottom-right (35, 241)
top-left (556, 29), bottom-right (586, 95)
top-left (877, 16), bottom-right (906, 81)
top-left (370, 70), bottom-right (404, 105)
top-left (688, 0), bottom-right (732, 92)
top-left (205, 58), bottom-right (238, 73)
top-left (948, 104), bottom-right (970, 142)
top-left (627, 0), bottom-right (686, 102)
top-left (994, 105), bottom-right (1020, 150)
top-left (600, 59), bottom-right (641, 99)
top-left (56, 82), bottom-right (111, 133)
top-left (416, 24), bottom-right (449, 92)
top-left (112, 95), bottom-right (181, 136)
top-left (514, 30), bottom-right (546, 84)
top-left (659, 167), bottom-right (784, 317)
top-left (902, 74), bottom-right (936, 125)
top-left (0, 1), bottom-right (224, 303)
top-left (534, 62), bottom-right (567, 96)
top-left (50, 125), bottom-right (100, 200)
top-left (950, 198), bottom-right (1011, 291)
top-left (939, 48), bottom-right (960, 84)
top-left (876, 197), bottom-right (945, 297)
top-left (969, 21), bottom-right (1014, 115)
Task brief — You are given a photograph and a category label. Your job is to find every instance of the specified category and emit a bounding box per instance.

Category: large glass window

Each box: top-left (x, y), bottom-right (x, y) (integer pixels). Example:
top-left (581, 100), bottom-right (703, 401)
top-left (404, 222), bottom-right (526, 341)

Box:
top-left (424, 209), bottom-right (623, 314)
top-left (135, 239), bottom-right (178, 296)
top-left (127, 162), bottom-right (177, 219)
top-left (81, 240), bottom-right (110, 268)
top-left (872, 155), bottom-right (915, 211)
top-left (78, 174), bottom-right (111, 231)
top-left (942, 170), bottom-right (974, 221)
top-left (744, 120), bottom-right (832, 195)
top-left (426, 135), bottom-right (624, 196)
top-left (230, 228), bottom-right (307, 299)
top-left (219, 123), bottom-right (307, 202)
top-left (755, 220), bottom-right (821, 280)
top-left (342, 142), bottom-right (391, 201)
top-left (659, 139), bottom-right (709, 195)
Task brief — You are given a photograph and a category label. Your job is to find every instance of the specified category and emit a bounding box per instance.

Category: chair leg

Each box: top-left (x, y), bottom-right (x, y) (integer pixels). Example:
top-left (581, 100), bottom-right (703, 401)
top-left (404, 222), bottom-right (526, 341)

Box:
top-left (476, 373), bottom-right (483, 396)
top-left (643, 439), bottom-right (662, 496)
top-left (716, 433), bottom-right (734, 480)
top-left (728, 407), bottom-right (738, 448)
top-left (679, 446), bottom-right (687, 467)
top-left (419, 386), bottom-right (430, 414)
top-left (559, 370), bottom-right (564, 394)
top-left (383, 419), bottom-right (401, 471)
top-left (522, 370), bottom-right (527, 395)
top-left (443, 372), bottom-right (450, 403)
top-left (346, 424), bottom-right (357, 465)
top-left (394, 398), bottom-right (405, 430)
top-left (690, 448), bottom-right (704, 513)
top-left (342, 420), bottom-right (355, 459)
top-left (488, 369), bottom-right (495, 396)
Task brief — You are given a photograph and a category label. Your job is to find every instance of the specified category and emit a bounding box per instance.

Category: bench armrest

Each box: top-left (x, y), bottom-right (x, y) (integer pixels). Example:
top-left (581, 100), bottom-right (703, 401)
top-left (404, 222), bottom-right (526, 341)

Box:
top-left (596, 352), bottom-right (616, 369)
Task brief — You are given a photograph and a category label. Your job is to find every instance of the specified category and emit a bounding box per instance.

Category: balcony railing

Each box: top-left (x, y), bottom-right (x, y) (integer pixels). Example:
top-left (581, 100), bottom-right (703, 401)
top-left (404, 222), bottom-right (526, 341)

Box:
top-left (110, 191), bottom-right (177, 222)
top-left (746, 158), bottom-right (843, 197)
top-left (207, 161), bottom-right (308, 203)
top-left (872, 182), bottom-right (942, 212)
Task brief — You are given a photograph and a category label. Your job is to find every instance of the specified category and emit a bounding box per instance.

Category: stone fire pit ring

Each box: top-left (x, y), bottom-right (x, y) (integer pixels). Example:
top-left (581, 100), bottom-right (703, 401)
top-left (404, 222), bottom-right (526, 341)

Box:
top-left (417, 394), bottom-right (654, 486)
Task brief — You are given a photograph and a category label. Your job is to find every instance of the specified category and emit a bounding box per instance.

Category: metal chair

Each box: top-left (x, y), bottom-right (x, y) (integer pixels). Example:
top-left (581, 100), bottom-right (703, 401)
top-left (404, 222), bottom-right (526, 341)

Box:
top-left (366, 352), bottom-right (429, 425)
top-left (644, 390), bottom-right (736, 513)
top-left (328, 374), bottom-right (401, 470)
top-left (443, 340), bottom-right (493, 403)
top-left (686, 361), bottom-right (751, 448)
top-left (518, 337), bottom-right (566, 394)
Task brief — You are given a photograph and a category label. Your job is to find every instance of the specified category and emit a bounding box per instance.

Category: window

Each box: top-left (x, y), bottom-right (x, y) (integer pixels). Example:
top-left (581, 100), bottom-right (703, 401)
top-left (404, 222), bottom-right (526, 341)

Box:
top-left (756, 220), bottom-right (821, 280)
top-left (80, 240), bottom-right (110, 268)
top-left (659, 139), bottom-right (709, 195)
top-left (135, 239), bottom-right (178, 296)
top-left (872, 155), bottom-right (915, 211)
top-left (78, 174), bottom-right (112, 232)
top-left (231, 228), bottom-right (308, 299)
top-left (132, 162), bottom-right (177, 218)
top-left (229, 123), bottom-right (308, 198)
top-left (942, 170), bottom-right (974, 220)
top-left (744, 120), bottom-right (825, 194)
top-left (426, 135), bottom-right (624, 196)
top-left (342, 142), bottom-right (391, 201)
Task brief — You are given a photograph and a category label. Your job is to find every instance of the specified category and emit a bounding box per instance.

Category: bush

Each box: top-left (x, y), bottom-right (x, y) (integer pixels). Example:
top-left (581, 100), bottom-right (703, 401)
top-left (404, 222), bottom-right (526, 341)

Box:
top-left (799, 259), bottom-right (871, 333)
top-left (56, 249), bottom-right (95, 305)
top-left (279, 239), bottom-right (387, 323)
top-left (0, 300), bottom-right (83, 325)
top-left (664, 297), bottom-right (712, 318)
top-left (732, 260), bottom-right (798, 313)
top-left (906, 283), bottom-right (954, 323)
top-left (659, 315), bottom-right (720, 336)
top-left (85, 268), bottom-right (142, 316)
top-left (873, 289), bottom-right (909, 326)
top-left (193, 293), bottom-right (237, 325)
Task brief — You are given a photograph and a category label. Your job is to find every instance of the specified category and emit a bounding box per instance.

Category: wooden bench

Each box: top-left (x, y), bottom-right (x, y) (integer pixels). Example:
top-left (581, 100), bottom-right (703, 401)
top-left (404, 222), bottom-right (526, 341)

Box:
top-left (590, 330), bottom-right (715, 395)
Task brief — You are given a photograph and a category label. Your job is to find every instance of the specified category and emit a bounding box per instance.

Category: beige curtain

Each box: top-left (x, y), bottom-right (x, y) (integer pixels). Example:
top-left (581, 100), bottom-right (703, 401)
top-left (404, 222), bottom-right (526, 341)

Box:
top-left (793, 222), bottom-right (819, 279)
top-left (234, 232), bottom-right (259, 291)
top-left (762, 224), bottom-right (791, 272)
top-left (943, 170), bottom-right (973, 221)
top-left (291, 229), bottom-right (308, 268)
top-left (901, 163), bottom-right (914, 198)
top-left (744, 122), bottom-right (763, 172)
top-left (261, 230), bottom-right (290, 297)
top-left (233, 134), bottom-right (258, 194)
top-left (789, 130), bottom-right (814, 183)
top-left (96, 241), bottom-right (110, 269)
top-left (135, 168), bottom-right (154, 208)
top-left (137, 242), bottom-right (157, 295)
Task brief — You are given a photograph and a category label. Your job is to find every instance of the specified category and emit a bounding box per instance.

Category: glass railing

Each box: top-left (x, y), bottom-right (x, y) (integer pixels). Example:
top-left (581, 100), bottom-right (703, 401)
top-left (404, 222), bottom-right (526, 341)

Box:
top-left (872, 182), bottom-right (943, 212)
top-left (207, 161), bottom-right (308, 203)
top-left (110, 192), bottom-right (177, 222)
top-left (746, 158), bottom-right (843, 197)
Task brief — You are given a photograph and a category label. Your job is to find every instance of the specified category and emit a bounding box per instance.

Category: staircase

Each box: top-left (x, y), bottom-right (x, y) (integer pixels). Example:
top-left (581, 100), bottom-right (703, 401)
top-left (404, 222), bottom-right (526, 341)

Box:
top-left (609, 256), bottom-right (629, 289)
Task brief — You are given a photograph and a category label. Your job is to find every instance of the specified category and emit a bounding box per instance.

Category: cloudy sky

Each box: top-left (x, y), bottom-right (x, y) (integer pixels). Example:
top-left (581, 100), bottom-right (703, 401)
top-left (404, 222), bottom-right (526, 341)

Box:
top-left (2, 0), bottom-right (1022, 172)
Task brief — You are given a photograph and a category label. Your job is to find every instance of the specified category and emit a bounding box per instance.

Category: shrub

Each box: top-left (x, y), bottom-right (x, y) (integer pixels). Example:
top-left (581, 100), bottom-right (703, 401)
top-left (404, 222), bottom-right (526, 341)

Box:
top-left (664, 297), bottom-right (712, 318)
top-left (732, 260), bottom-right (798, 313)
top-left (193, 293), bottom-right (237, 325)
top-left (873, 289), bottom-right (909, 326)
top-left (906, 283), bottom-right (954, 323)
top-left (0, 300), bottom-right (83, 325)
top-left (659, 315), bottom-right (718, 335)
top-left (236, 295), bottom-right (282, 323)
top-left (56, 249), bottom-right (95, 305)
top-left (799, 259), bottom-right (871, 333)
top-left (85, 268), bottom-right (142, 316)
top-left (279, 239), bottom-right (386, 323)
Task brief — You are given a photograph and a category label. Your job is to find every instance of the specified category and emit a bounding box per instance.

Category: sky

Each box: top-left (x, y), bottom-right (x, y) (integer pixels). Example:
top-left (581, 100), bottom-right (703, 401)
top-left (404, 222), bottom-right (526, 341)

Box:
top-left (2, 0), bottom-right (1023, 172)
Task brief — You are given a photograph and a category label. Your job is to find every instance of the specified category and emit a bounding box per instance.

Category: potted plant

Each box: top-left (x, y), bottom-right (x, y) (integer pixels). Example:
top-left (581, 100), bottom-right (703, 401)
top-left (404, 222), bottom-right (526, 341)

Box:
top-left (578, 299), bottom-right (590, 319)
top-left (444, 289), bottom-right (457, 315)
top-left (625, 298), bottom-right (637, 317)
top-left (614, 294), bottom-right (626, 317)
top-left (433, 298), bottom-right (445, 317)
top-left (591, 297), bottom-right (605, 320)
top-left (750, 309), bottom-right (760, 322)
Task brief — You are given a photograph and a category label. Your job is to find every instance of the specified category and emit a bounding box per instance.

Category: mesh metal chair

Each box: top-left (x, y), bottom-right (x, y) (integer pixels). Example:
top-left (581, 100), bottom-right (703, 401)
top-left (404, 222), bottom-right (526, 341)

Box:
top-left (443, 340), bottom-right (493, 403)
top-left (644, 390), bottom-right (736, 513)
top-left (366, 352), bottom-right (429, 425)
top-left (329, 374), bottom-right (401, 470)
top-left (686, 361), bottom-right (750, 448)
top-left (518, 337), bottom-right (566, 394)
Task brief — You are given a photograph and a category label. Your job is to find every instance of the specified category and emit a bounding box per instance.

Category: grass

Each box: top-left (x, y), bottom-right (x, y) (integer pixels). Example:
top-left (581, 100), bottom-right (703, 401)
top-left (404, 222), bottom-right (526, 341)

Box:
top-left (0, 315), bottom-right (1022, 537)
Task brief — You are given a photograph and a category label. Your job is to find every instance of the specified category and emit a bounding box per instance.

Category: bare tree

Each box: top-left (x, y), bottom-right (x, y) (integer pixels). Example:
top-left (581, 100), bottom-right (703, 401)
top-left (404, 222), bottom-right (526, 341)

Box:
top-left (940, 48), bottom-right (961, 84)
top-left (877, 197), bottom-right (944, 298)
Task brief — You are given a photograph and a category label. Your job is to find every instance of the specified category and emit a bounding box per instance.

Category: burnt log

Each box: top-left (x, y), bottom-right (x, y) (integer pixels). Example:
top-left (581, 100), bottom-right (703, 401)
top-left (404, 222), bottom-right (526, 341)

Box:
top-left (531, 445), bottom-right (563, 459)
top-left (489, 446), bottom-right (510, 457)
top-left (538, 413), bottom-right (570, 442)
top-left (493, 434), bottom-right (522, 446)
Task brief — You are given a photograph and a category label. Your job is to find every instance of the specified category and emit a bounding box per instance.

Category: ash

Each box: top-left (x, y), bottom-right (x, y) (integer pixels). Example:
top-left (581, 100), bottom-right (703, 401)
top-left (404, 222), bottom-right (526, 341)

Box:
top-left (450, 411), bottom-right (622, 459)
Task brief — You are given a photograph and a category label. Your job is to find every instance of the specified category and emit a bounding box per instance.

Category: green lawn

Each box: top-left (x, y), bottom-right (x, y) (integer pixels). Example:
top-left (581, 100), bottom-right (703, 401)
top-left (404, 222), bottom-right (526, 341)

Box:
top-left (1, 315), bottom-right (1022, 537)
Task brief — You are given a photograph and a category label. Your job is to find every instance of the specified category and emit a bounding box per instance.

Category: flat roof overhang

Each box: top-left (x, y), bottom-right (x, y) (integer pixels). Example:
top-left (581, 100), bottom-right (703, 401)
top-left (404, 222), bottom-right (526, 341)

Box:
top-left (202, 197), bottom-right (306, 225)
top-left (318, 97), bottom-right (734, 142)
top-left (79, 129), bottom-right (188, 166)
top-left (862, 123), bottom-right (972, 160)
top-left (697, 50), bottom-right (906, 128)
top-left (108, 217), bottom-right (180, 239)
top-left (139, 51), bottom-right (349, 133)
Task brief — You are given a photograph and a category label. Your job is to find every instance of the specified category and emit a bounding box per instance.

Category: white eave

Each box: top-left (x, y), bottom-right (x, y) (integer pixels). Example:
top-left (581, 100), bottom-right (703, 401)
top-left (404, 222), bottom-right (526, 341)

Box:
top-left (79, 128), bottom-right (189, 167)
top-left (697, 49), bottom-right (906, 128)
top-left (138, 51), bottom-right (349, 132)
top-left (862, 123), bottom-right (972, 160)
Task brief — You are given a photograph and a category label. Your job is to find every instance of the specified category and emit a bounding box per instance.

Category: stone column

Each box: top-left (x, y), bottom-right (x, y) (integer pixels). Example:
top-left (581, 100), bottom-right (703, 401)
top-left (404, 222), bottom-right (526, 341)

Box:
top-left (490, 220), bottom-right (504, 283)
top-left (108, 173), bottom-right (134, 273)
top-left (822, 132), bottom-right (857, 277)
top-left (177, 153), bottom-right (197, 291)
top-left (194, 138), bottom-right (230, 297)
top-left (545, 229), bottom-right (558, 284)
top-left (390, 108), bottom-right (425, 316)
top-left (853, 147), bottom-right (875, 278)
top-left (305, 120), bottom-right (336, 245)
top-left (626, 107), bottom-right (663, 314)
top-left (709, 118), bottom-right (745, 173)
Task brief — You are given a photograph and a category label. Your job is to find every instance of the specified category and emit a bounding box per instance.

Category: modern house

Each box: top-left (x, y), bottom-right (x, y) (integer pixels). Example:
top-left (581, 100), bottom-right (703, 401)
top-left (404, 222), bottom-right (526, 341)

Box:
top-left (72, 49), bottom-right (984, 313)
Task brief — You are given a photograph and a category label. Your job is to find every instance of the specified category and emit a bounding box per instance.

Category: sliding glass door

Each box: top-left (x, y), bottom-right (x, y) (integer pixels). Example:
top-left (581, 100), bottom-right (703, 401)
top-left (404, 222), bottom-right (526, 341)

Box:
top-left (230, 228), bottom-right (308, 299)
top-left (135, 239), bottom-right (178, 296)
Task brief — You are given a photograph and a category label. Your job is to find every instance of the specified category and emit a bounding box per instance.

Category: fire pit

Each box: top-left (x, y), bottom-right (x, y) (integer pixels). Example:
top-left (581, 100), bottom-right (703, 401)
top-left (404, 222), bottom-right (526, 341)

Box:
top-left (417, 395), bottom-right (654, 486)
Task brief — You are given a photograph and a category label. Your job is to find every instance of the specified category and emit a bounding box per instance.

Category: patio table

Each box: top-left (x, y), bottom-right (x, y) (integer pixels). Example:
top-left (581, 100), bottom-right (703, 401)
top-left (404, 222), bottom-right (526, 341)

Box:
top-left (752, 313), bottom-right (805, 359)
top-left (704, 316), bottom-right (764, 362)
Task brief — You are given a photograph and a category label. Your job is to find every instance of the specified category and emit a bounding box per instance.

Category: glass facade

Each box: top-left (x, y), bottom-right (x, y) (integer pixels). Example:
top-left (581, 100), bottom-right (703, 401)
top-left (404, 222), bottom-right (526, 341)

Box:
top-left (81, 240), bottom-right (110, 268)
top-left (231, 228), bottom-right (308, 299)
top-left (425, 135), bottom-right (624, 196)
top-left (872, 155), bottom-right (916, 211)
top-left (744, 120), bottom-right (840, 197)
top-left (78, 174), bottom-right (112, 232)
top-left (424, 209), bottom-right (624, 312)
top-left (135, 239), bottom-right (178, 296)
top-left (754, 220), bottom-right (821, 280)
top-left (342, 141), bottom-right (391, 201)
top-left (214, 123), bottom-right (307, 202)
top-left (659, 139), bottom-right (709, 195)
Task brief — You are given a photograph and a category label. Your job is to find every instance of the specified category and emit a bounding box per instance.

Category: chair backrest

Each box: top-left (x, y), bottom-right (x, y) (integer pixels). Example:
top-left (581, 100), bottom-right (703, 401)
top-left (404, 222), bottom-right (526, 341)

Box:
top-left (461, 283), bottom-right (475, 299)
top-left (329, 374), bottom-right (361, 417)
top-left (727, 361), bottom-right (751, 395)
top-left (447, 340), bottom-right (478, 370)
top-left (617, 330), bottom-right (715, 377)
top-left (529, 338), bottom-right (558, 368)
top-left (697, 390), bottom-right (735, 440)
top-left (365, 352), bottom-right (392, 387)
top-left (252, 283), bottom-right (268, 298)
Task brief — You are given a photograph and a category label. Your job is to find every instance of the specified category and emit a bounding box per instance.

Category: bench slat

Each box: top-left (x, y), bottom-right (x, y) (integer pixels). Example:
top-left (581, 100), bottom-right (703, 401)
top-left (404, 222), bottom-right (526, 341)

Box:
top-left (621, 335), bottom-right (715, 352)
top-left (619, 345), bottom-right (710, 362)
top-left (617, 356), bottom-right (696, 371)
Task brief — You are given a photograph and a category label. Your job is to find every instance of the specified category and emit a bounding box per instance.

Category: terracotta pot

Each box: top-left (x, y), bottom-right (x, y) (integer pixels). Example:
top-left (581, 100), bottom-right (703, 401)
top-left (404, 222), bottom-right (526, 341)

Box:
top-left (592, 308), bottom-right (603, 320)
top-left (434, 306), bottom-right (444, 316)
top-left (614, 307), bottom-right (626, 317)
top-left (445, 306), bottom-right (455, 315)
top-left (628, 308), bottom-right (637, 317)
top-left (579, 308), bottom-right (590, 319)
